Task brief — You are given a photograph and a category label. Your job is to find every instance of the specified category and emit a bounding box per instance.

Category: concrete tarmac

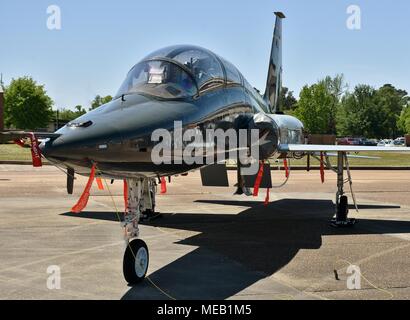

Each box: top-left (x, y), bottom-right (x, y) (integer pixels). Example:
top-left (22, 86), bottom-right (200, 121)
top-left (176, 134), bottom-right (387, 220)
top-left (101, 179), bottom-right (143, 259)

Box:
top-left (0, 165), bottom-right (409, 300)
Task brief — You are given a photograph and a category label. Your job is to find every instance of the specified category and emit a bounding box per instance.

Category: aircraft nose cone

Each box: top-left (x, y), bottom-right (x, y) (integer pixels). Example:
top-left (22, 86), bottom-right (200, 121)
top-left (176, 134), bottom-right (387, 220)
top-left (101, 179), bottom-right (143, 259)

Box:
top-left (39, 129), bottom-right (105, 161)
top-left (40, 94), bottom-right (198, 163)
top-left (39, 138), bottom-right (64, 159)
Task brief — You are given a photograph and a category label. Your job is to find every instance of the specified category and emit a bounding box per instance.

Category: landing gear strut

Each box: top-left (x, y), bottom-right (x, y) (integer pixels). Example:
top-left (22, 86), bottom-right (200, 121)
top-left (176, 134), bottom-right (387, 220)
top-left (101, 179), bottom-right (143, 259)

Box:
top-left (140, 179), bottom-right (161, 222)
top-left (122, 178), bottom-right (156, 284)
top-left (330, 152), bottom-right (357, 228)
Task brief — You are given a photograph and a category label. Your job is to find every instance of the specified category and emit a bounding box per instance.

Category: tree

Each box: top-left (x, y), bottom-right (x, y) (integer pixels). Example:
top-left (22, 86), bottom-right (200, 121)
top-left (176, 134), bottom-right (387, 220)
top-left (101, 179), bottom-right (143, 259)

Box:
top-left (294, 82), bottom-right (334, 134)
top-left (89, 95), bottom-right (112, 111)
top-left (294, 75), bottom-right (346, 134)
top-left (336, 84), bottom-right (408, 138)
top-left (58, 105), bottom-right (87, 121)
top-left (398, 104), bottom-right (410, 135)
top-left (280, 87), bottom-right (298, 112)
top-left (321, 74), bottom-right (347, 100)
top-left (336, 85), bottom-right (384, 138)
top-left (337, 84), bottom-right (409, 138)
top-left (374, 84), bottom-right (408, 138)
top-left (4, 77), bottom-right (53, 129)
top-left (318, 74), bottom-right (347, 134)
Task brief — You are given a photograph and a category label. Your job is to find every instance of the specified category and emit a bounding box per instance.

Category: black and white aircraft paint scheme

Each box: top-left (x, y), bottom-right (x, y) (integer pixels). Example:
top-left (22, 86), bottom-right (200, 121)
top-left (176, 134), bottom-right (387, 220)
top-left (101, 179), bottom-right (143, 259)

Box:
top-left (2, 12), bottom-right (410, 284)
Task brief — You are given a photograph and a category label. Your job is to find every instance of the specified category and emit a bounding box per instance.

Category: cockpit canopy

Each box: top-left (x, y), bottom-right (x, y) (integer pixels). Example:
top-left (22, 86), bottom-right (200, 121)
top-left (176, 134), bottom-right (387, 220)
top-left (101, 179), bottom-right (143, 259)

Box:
top-left (115, 45), bottom-right (242, 100)
top-left (115, 60), bottom-right (197, 99)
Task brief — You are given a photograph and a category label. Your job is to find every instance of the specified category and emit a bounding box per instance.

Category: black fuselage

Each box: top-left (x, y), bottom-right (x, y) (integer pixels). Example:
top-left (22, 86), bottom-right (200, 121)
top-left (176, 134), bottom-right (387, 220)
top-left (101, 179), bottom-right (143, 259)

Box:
top-left (40, 45), bottom-right (303, 179)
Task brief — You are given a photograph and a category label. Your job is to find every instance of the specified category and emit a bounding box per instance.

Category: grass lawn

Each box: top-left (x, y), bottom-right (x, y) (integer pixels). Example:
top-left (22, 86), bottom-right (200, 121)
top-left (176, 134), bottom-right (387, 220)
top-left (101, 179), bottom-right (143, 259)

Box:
top-left (0, 144), bottom-right (33, 161)
top-left (1, 144), bottom-right (410, 166)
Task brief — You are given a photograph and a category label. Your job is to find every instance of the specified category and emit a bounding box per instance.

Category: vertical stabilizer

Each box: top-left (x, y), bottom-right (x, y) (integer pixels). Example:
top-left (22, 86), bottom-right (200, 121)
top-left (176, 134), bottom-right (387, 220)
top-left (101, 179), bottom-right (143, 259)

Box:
top-left (264, 12), bottom-right (285, 113)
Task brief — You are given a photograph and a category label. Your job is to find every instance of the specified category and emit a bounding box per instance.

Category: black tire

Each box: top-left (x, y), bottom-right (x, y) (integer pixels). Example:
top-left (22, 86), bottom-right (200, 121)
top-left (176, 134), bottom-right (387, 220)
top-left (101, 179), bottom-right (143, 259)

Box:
top-left (123, 239), bottom-right (149, 284)
top-left (337, 196), bottom-right (349, 221)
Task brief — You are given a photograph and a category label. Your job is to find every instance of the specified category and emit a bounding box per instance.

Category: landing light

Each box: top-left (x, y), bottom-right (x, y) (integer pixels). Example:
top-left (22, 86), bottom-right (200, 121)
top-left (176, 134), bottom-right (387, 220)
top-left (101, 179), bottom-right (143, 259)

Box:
top-left (67, 120), bottom-right (93, 128)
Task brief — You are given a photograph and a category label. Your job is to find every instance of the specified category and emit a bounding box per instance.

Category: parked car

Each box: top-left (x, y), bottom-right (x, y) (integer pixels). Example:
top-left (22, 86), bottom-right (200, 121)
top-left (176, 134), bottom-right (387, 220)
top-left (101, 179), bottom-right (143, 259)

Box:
top-left (337, 137), bottom-right (361, 145)
top-left (338, 138), bottom-right (351, 145)
top-left (394, 137), bottom-right (406, 146)
top-left (362, 139), bottom-right (378, 146)
top-left (377, 139), bottom-right (395, 147)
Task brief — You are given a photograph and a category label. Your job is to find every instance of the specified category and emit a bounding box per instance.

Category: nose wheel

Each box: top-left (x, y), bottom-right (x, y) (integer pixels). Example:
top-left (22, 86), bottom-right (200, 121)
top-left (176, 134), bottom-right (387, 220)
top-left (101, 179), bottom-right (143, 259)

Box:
top-left (122, 178), bottom-right (155, 284)
top-left (123, 239), bottom-right (149, 284)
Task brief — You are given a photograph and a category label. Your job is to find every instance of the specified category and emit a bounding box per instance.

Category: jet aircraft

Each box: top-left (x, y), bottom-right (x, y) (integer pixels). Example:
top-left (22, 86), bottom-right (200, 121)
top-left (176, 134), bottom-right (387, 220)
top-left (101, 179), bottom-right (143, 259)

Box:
top-left (2, 12), bottom-right (410, 284)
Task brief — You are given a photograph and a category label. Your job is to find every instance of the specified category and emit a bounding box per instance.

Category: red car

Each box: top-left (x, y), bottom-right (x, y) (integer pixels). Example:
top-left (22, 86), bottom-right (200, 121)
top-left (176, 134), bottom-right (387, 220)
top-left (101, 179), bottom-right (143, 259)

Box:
top-left (337, 138), bottom-right (359, 145)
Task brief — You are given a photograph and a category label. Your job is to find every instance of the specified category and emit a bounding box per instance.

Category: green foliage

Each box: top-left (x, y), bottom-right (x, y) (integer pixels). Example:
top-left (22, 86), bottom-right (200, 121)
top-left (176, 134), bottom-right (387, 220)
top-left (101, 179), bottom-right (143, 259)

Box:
top-left (57, 105), bottom-right (87, 121)
top-left (337, 84), bottom-right (408, 138)
top-left (398, 104), bottom-right (410, 134)
top-left (89, 95), bottom-right (112, 111)
top-left (4, 77), bottom-right (53, 129)
top-left (295, 83), bottom-right (332, 134)
top-left (375, 84), bottom-right (408, 137)
top-left (294, 74), bottom-right (345, 134)
top-left (280, 87), bottom-right (297, 111)
top-left (336, 85), bottom-right (383, 138)
top-left (295, 75), bottom-right (408, 138)
top-left (321, 74), bottom-right (347, 99)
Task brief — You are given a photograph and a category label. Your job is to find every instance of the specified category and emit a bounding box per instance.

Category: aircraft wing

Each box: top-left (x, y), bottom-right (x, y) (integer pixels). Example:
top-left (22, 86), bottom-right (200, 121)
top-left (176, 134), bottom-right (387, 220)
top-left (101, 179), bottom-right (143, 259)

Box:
top-left (278, 144), bottom-right (410, 153)
top-left (0, 131), bottom-right (61, 143)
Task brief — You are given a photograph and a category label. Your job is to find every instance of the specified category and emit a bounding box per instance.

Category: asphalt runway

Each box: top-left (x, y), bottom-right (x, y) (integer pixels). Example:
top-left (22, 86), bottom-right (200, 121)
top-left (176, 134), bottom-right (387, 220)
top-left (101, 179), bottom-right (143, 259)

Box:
top-left (0, 164), bottom-right (409, 300)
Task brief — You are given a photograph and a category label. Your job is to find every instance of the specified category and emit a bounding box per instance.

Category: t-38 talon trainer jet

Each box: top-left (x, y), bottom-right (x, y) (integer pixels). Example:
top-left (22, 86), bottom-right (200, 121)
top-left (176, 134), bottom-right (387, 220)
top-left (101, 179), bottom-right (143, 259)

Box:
top-left (2, 12), bottom-right (409, 284)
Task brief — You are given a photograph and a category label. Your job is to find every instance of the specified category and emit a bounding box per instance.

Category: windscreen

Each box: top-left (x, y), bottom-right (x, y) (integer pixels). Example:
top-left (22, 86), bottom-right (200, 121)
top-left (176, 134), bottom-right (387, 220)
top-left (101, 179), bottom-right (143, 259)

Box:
top-left (115, 60), bottom-right (197, 99)
top-left (143, 46), bottom-right (225, 90)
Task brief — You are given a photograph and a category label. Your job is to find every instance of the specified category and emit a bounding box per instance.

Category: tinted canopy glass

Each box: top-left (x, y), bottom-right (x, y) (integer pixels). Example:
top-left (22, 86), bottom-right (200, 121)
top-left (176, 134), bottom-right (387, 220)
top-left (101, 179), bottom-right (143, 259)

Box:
top-left (143, 45), bottom-right (224, 89)
top-left (115, 60), bottom-right (197, 99)
top-left (218, 57), bottom-right (242, 85)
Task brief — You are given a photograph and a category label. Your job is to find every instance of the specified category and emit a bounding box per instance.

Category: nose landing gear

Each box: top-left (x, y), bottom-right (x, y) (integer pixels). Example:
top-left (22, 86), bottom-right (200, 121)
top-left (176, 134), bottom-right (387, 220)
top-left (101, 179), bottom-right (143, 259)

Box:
top-left (123, 239), bottom-right (149, 284)
top-left (122, 178), bottom-right (156, 284)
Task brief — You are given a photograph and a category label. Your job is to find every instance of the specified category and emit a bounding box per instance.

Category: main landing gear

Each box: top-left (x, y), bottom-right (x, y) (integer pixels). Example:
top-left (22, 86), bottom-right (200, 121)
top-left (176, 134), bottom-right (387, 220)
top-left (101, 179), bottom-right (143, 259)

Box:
top-left (330, 152), bottom-right (357, 228)
top-left (122, 178), bottom-right (156, 284)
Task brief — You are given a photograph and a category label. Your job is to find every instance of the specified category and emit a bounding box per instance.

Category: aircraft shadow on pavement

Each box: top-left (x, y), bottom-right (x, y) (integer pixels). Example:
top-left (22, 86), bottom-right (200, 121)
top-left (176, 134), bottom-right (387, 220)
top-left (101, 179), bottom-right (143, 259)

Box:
top-left (61, 199), bottom-right (410, 300)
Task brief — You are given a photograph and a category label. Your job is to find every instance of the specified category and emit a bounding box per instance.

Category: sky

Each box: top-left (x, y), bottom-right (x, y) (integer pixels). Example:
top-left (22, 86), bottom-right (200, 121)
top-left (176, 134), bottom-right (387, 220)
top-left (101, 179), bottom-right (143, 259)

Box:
top-left (0, 0), bottom-right (409, 110)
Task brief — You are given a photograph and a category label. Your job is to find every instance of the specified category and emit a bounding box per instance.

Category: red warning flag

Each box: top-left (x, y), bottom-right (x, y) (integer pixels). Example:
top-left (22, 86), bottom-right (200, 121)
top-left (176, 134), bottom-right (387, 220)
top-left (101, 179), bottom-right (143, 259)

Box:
top-left (160, 177), bottom-right (167, 194)
top-left (13, 134), bottom-right (42, 167)
top-left (96, 178), bottom-right (104, 190)
top-left (71, 164), bottom-right (96, 213)
top-left (320, 152), bottom-right (325, 184)
top-left (253, 162), bottom-right (264, 197)
top-left (123, 179), bottom-right (128, 212)
top-left (264, 188), bottom-right (270, 206)
top-left (29, 133), bottom-right (42, 167)
top-left (283, 158), bottom-right (290, 178)
top-left (14, 139), bottom-right (25, 148)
